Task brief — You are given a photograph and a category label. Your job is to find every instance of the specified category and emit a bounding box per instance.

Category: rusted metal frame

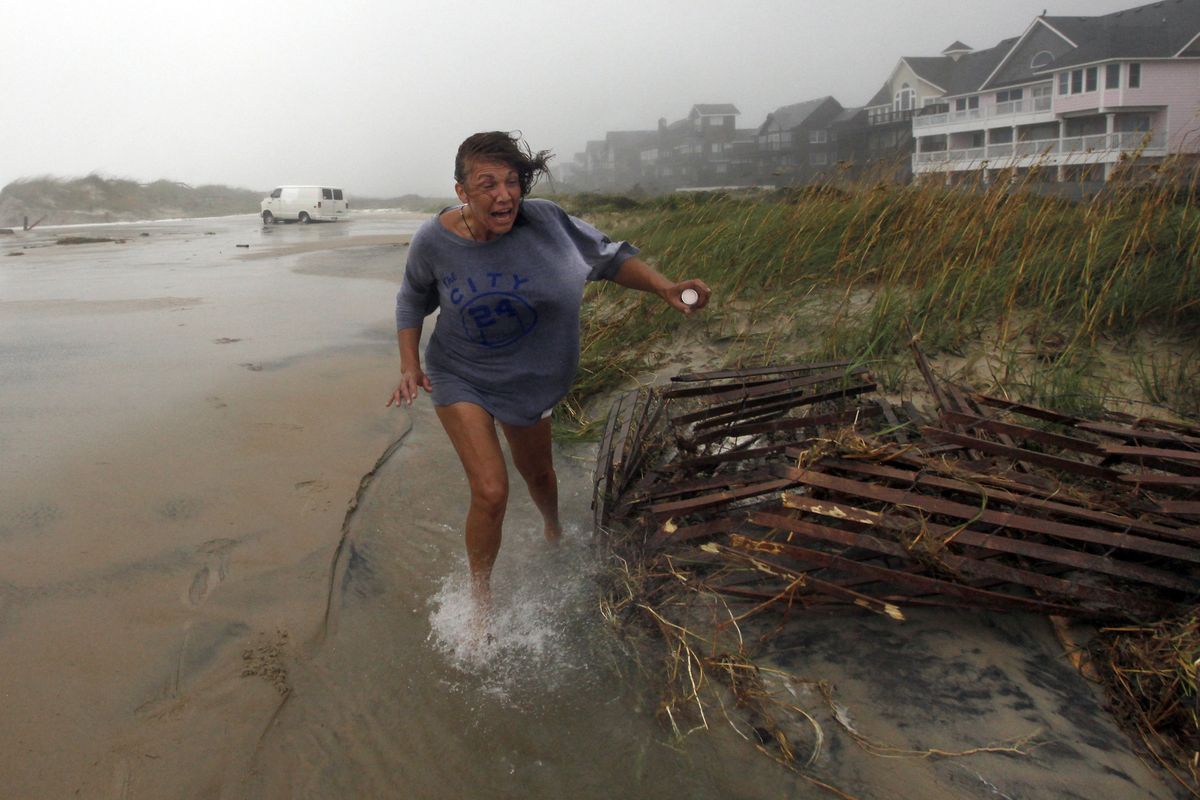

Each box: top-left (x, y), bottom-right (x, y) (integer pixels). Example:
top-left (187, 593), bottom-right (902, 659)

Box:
top-left (724, 532), bottom-right (1087, 616)
top-left (817, 455), bottom-right (1199, 544)
top-left (971, 393), bottom-right (1084, 427)
top-left (688, 380), bottom-right (877, 432)
top-left (940, 410), bottom-right (1106, 457)
top-left (922, 426), bottom-right (1121, 481)
top-left (665, 366), bottom-right (871, 407)
top-left (647, 477), bottom-right (800, 520)
top-left (785, 466), bottom-right (1200, 565)
top-left (777, 489), bottom-right (1199, 593)
top-left (669, 360), bottom-right (853, 384)
top-left (1076, 421), bottom-right (1200, 449)
top-left (748, 509), bottom-right (1170, 617)
top-left (691, 403), bottom-right (882, 447)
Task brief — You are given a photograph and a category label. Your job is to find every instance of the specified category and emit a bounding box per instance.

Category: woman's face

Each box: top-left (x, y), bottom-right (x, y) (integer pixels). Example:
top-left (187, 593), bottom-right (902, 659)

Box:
top-left (456, 158), bottom-right (522, 239)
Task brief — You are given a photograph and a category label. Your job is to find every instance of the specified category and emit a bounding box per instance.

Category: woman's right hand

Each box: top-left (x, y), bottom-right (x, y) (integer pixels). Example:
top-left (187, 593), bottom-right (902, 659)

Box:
top-left (387, 366), bottom-right (432, 407)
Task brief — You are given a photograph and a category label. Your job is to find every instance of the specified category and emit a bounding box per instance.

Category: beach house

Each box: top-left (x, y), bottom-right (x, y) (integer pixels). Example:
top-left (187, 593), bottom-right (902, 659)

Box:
top-left (908, 0), bottom-right (1200, 185)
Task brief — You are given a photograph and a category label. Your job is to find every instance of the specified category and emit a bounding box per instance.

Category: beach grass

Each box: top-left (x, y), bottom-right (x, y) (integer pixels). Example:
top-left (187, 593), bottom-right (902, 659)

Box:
top-left (554, 155), bottom-right (1200, 435)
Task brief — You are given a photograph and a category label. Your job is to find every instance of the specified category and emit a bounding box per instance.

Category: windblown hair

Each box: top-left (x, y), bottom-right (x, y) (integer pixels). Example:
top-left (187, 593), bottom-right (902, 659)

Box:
top-left (454, 131), bottom-right (553, 197)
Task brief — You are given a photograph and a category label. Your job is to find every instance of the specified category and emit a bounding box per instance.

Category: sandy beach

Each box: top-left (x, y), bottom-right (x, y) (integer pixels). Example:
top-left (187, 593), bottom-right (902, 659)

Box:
top-left (0, 212), bottom-right (1185, 799)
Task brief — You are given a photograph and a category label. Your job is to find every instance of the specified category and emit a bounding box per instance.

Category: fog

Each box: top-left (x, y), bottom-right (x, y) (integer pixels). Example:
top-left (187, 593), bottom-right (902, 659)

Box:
top-left (1, 0), bottom-right (1147, 198)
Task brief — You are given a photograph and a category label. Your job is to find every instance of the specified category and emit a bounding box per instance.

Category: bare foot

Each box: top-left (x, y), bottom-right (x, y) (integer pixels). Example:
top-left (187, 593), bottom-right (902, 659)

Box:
top-left (470, 573), bottom-right (493, 642)
top-left (544, 521), bottom-right (563, 545)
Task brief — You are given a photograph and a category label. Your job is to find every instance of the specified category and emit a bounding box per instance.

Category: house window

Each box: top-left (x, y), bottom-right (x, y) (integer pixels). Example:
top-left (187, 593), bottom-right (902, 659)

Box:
top-left (1059, 73), bottom-right (1069, 94)
top-left (1071, 69), bottom-right (1083, 93)
top-left (955, 96), bottom-right (980, 111)
top-left (1085, 67), bottom-right (1098, 92)
top-left (1129, 62), bottom-right (1141, 88)
top-left (810, 152), bottom-right (828, 166)
top-left (1031, 50), bottom-right (1055, 70)
top-left (996, 88), bottom-right (1023, 103)
top-left (809, 129), bottom-right (827, 144)
top-left (895, 83), bottom-right (915, 111)
top-left (1106, 63), bottom-right (1121, 89)
top-left (1033, 84), bottom-right (1052, 111)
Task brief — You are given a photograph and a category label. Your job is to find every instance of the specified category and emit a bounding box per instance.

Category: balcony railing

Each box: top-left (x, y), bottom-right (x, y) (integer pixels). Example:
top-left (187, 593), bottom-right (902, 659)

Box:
top-left (913, 131), bottom-right (1167, 165)
top-left (915, 96), bottom-right (1054, 129)
top-left (867, 108), bottom-right (916, 126)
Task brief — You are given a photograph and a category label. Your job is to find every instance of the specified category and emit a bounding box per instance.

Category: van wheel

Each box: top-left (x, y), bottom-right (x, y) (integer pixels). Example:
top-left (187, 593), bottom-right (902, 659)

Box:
top-left (262, 211), bottom-right (275, 225)
top-left (298, 212), bottom-right (311, 224)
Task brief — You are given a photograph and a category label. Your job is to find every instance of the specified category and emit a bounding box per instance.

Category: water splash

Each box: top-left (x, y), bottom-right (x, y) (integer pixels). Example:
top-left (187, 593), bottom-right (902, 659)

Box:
top-left (427, 526), bottom-right (607, 702)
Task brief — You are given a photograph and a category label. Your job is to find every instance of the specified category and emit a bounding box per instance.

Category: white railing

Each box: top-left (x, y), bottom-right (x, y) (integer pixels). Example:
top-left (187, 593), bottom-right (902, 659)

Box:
top-left (915, 96), bottom-right (1054, 128)
top-left (915, 132), bottom-right (1167, 166)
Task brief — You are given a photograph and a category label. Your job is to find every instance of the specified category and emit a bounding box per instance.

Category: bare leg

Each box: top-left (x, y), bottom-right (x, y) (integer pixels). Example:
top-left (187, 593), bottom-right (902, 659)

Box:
top-left (500, 417), bottom-right (563, 544)
top-left (435, 403), bottom-right (509, 624)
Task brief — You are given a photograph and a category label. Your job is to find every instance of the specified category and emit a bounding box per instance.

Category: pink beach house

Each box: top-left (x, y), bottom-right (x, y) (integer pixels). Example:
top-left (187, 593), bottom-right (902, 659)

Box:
top-left (902, 0), bottom-right (1200, 184)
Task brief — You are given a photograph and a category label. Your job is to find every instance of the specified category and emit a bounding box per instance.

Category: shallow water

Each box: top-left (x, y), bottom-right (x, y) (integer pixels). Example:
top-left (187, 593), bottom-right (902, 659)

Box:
top-left (0, 213), bottom-right (806, 798)
top-left (0, 213), bottom-right (1180, 800)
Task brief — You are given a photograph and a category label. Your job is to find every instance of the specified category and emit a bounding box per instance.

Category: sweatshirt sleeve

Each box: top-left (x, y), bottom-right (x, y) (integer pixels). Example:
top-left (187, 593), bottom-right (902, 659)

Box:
top-left (534, 200), bottom-right (638, 282)
top-left (394, 232), bottom-right (439, 330)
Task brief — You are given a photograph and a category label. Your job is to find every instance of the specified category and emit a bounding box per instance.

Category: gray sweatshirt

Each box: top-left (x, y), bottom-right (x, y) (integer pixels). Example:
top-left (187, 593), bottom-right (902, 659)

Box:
top-left (394, 198), bottom-right (638, 425)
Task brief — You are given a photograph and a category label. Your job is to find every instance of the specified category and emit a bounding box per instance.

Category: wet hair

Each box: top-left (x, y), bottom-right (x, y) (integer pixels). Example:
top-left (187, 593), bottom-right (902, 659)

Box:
top-left (454, 131), bottom-right (553, 197)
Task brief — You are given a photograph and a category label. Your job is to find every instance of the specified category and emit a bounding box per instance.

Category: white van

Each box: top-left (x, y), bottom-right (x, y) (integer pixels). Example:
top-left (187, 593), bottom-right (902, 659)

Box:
top-left (261, 186), bottom-right (349, 224)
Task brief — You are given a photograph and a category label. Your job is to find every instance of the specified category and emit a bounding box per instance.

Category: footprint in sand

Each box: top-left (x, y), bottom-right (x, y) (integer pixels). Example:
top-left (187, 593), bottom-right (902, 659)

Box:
top-left (186, 538), bottom-right (237, 607)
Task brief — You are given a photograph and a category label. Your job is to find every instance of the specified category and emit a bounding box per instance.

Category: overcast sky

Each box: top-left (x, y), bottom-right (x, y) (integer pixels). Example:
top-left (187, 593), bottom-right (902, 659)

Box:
top-left (1, 0), bottom-right (1149, 197)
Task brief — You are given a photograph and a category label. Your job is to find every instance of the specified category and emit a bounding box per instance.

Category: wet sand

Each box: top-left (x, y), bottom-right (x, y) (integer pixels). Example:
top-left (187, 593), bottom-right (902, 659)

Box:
top-left (0, 212), bottom-right (1184, 798)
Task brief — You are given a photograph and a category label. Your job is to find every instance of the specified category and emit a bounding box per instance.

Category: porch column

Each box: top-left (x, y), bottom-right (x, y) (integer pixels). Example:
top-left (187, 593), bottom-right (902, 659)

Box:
top-left (1057, 119), bottom-right (1066, 182)
top-left (1104, 113), bottom-right (1116, 180)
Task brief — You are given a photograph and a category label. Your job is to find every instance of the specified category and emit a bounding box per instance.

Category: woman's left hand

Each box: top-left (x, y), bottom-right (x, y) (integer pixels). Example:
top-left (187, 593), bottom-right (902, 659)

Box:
top-left (664, 280), bottom-right (712, 315)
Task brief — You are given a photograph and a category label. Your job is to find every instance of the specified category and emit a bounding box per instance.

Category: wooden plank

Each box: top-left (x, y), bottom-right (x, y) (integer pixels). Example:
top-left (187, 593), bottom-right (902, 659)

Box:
top-left (786, 467), bottom-right (1200, 564)
top-left (778, 491), bottom-right (1199, 593)
top-left (691, 404), bottom-right (881, 446)
top-left (819, 455), bottom-right (1199, 544)
top-left (750, 510), bottom-right (1171, 617)
top-left (941, 411), bottom-right (1105, 456)
top-left (922, 427), bottom-right (1120, 481)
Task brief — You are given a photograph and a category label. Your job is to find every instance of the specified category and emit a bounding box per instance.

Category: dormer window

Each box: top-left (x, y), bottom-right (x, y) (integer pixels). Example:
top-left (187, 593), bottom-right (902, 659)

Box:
top-left (894, 83), bottom-right (915, 111)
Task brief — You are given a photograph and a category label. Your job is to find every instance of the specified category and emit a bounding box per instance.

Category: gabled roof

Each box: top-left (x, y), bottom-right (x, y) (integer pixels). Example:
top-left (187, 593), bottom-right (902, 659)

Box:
top-left (984, 0), bottom-right (1200, 87)
top-left (831, 107), bottom-right (862, 124)
top-left (902, 57), bottom-right (953, 93)
top-left (943, 40), bottom-right (972, 53)
top-left (692, 103), bottom-right (740, 117)
top-left (901, 36), bottom-right (1017, 98)
top-left (865, 81), bottom-right (892, 108)
top-left (757, 96), bottom-right (841, 134)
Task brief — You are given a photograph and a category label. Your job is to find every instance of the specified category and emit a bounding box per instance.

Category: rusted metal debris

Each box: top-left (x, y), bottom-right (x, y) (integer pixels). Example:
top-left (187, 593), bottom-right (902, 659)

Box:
top-left (593, 350), bottom-right (1200, 622)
